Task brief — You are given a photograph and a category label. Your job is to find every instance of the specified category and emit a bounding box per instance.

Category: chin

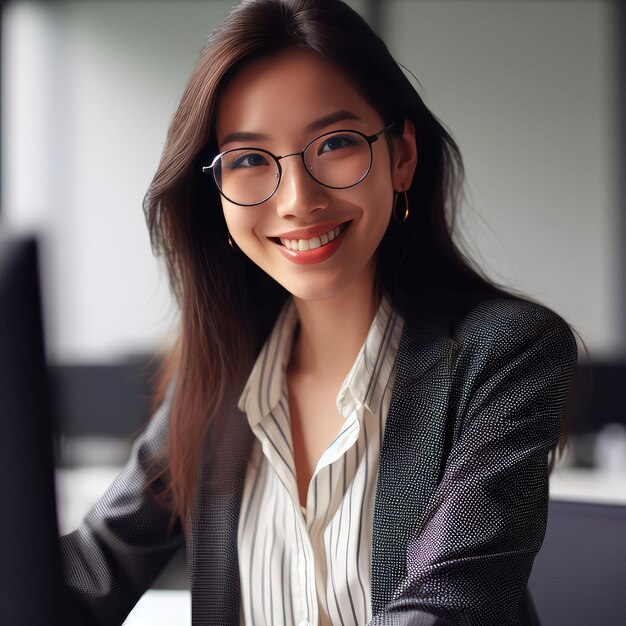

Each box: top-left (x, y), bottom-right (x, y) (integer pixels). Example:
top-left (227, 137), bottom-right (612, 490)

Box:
top-left (280, 283), bottom-right (335, 302)
top-left (279, 274), bottom-right (355, 302)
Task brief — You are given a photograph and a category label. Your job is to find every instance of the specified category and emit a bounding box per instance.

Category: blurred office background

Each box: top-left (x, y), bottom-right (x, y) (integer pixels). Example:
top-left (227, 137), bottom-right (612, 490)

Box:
top-left (1, 1), bottom-right (625, 624)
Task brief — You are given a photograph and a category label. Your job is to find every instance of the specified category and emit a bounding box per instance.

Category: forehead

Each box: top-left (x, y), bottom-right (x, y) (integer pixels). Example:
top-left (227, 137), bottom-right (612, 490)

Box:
top-left (214, 48), bottom-right (381, 146)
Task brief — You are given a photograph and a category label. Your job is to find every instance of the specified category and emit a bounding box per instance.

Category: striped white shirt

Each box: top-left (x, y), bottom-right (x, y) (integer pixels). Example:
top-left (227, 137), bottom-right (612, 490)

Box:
top-left (237, 294), bottom-right (404, 626)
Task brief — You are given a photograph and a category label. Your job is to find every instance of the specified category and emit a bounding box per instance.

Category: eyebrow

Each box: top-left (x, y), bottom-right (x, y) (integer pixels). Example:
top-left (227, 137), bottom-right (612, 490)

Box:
top-left (220, 131), bottom-right (270, 147)
top-left (305, 109), bottom-right (362, 133)
top-left (219, 109), bottom-right (362, 148)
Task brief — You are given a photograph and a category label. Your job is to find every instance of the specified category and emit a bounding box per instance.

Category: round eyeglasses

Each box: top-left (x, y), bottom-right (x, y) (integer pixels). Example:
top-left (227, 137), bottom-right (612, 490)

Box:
top-left (202, 122), bottom-right (394, 207)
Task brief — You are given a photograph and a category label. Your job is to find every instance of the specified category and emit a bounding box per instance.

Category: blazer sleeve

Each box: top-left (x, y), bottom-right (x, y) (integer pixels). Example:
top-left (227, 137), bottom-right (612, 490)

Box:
top-left (371, 299), bottom-right (578, 626)
top-left (59, 381), bottom-right (184, 626)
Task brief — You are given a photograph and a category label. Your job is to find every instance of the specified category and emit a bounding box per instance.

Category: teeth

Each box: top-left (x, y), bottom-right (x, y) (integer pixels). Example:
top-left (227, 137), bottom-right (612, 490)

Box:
top-left (279, 222), bottom-right (347, 251)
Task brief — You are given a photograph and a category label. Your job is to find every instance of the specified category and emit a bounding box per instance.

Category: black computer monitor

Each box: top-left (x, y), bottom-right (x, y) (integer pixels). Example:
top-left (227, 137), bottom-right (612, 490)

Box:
top-left (0, 236), bottom-right (66, 624)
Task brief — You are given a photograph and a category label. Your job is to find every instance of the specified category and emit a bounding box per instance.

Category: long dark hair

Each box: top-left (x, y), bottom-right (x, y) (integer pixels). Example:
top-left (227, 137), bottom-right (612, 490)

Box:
top-left (144, 0), bottom-right (561, 530)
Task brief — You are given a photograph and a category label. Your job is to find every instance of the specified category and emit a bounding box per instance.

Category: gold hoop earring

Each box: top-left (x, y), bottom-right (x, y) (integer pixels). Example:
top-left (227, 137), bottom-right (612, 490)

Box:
top-left (393, 190), bottom-right (410, 224)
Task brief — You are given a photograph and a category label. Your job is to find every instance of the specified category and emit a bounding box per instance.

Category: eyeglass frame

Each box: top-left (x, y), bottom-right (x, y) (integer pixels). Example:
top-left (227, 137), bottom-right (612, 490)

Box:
top-left (201, 121), bottom-right (395, 207)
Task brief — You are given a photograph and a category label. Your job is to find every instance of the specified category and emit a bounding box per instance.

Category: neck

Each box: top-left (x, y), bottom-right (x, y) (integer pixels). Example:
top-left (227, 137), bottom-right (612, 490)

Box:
top-left (289, 259), bottom-right (381, 381)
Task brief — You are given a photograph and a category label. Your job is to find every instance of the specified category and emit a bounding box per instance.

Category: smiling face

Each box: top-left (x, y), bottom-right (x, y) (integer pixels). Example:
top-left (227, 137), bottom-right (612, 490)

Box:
top-left (214, 48), bottom-right (415, 302)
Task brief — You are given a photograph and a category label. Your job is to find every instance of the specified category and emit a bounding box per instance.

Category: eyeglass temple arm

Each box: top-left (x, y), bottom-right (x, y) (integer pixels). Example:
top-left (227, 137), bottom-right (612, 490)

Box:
top-left (202, 151), bottom-right (226, 173)
top-left (367, 121), bottom-right (396, 144)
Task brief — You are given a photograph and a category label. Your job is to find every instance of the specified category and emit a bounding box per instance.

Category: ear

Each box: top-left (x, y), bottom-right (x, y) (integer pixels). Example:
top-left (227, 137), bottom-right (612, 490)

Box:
top-left (391, 119), bottom-right (418, 192)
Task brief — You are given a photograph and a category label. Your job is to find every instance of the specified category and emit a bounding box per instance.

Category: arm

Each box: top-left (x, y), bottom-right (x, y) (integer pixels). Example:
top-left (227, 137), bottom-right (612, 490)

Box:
top-left (371, 299), bottom-right (577, 626)
top-left (60, 382), bottom-right (184, 626)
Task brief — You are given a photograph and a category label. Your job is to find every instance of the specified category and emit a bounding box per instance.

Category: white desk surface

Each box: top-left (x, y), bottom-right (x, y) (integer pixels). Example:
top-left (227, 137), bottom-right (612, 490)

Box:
top-left (549, 467), bottom-right (626, 504)
top-left (122, 590), bottom-right (190, 626)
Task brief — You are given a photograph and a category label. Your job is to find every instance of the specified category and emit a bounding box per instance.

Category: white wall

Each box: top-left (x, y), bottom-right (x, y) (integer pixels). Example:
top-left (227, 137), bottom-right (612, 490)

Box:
top-left (1, 0), bottom-right (621, 362)
top-left (387, 0), bottom-right (619, 357)
top-left (2, 1), bottom-right (234, 362)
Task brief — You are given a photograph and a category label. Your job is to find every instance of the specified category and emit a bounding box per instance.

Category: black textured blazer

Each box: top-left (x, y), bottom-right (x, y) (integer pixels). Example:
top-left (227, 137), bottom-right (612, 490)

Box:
top-left (61, 297), bottom-right (577, 626)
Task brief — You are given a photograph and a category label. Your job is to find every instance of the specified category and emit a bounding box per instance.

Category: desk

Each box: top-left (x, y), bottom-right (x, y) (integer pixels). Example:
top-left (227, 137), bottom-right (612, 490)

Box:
top-left (121, 590), bottom-right (190, 626)
top-left (549, 467), bottom-right (626, 504)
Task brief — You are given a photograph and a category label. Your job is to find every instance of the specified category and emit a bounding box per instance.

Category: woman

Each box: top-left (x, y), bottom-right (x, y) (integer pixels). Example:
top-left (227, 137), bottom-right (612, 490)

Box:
top-left (61, 1), bottom-right (578, 625)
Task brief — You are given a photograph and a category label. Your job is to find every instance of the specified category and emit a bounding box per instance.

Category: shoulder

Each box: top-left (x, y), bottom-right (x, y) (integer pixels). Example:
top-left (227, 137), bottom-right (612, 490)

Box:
top-left (439, 296), bottom-right (578, 436)
top-left (450, 296), bottom-right (578, 368)
top-left (439, 297), bottom-right (579, 415)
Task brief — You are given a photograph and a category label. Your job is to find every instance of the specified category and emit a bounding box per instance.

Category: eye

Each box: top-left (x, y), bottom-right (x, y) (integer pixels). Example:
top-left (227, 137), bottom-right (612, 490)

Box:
top-left (317, 133), bottom-right (359, 156)
top-left (228, 151), bottom-right (271, 169)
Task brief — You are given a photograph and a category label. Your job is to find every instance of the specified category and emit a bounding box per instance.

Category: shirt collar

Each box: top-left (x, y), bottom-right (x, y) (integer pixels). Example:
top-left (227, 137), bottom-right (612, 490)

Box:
top-left (237, 294), bottom-right (404, 426)
top-left (336, 294), bottom-right (403, 418)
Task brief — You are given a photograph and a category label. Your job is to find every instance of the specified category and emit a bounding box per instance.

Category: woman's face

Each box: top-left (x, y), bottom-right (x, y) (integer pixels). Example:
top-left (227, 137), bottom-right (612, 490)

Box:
top-left (215, 49), bottom-right (416, 301)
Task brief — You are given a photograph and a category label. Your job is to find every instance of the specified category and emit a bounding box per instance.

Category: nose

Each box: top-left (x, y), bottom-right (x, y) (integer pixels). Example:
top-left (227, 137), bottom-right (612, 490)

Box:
top-left (274, 155), bottom-right (329, 219)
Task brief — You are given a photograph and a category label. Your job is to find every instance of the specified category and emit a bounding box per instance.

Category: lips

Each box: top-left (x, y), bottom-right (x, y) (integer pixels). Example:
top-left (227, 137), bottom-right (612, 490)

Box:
top-left (278, 222), bottom-right (349, 251)
top-left (271, 220), bottom-right (351, 265)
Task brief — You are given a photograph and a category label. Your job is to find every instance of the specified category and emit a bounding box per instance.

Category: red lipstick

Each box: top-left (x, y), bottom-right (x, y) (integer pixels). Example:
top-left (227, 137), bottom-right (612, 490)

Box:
top-left (273, 222), bottom-right (350, 265)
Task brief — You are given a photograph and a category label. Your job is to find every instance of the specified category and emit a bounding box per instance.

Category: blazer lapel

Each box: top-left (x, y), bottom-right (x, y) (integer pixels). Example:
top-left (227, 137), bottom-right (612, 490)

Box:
top-left (371, 316), bottom-right (459, 615)
top-left (188, 407), bottom-right (254, 626)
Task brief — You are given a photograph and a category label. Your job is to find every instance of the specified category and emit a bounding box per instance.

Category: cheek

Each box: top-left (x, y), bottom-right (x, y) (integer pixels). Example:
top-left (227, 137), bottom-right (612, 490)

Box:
top-left (222, 205), bottom-right (258, 242)
top-left (222, 205), bottom-right (272, 269)
top-left (359, 172), bottom-right (394, 230)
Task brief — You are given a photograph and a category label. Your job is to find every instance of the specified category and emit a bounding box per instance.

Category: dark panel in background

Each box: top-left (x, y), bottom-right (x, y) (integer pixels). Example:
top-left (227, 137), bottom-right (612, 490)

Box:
top-left (529, 500), bottom-right (626, 626)
top-left (568, 362), bottom-right (626, 435)
top-left (50, 357), bottom-right (160, 439)
top-left (49, 358), bottom-right (624, 442)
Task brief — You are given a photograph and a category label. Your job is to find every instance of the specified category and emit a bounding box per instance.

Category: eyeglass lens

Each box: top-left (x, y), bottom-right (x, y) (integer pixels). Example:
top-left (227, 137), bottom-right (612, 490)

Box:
top-left (213, 130), bottom-right (372, 206)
